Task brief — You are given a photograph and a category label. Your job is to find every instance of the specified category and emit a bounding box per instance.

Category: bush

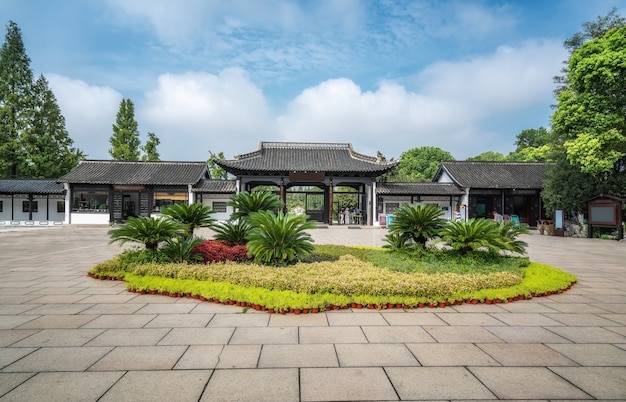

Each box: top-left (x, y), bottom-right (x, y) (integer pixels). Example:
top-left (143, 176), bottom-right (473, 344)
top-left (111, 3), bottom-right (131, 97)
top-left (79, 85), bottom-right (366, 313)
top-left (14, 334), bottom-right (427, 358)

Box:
top-left (160, 236), bottom-right (204, 263)
top-left (228, 190), bottom-right (283, 221)
top-left (108, 216), bottom-right (187, 250)
top-left (192, 239), bottom-right (250, 263)
top-left (246, 210), bottom-right (317, 265)
top-left (160, 203), bottom-right (216, 236)
top-left (388, 203), bottom-right (445, 246)
top-left (212, 219), bottom-right (251, 245)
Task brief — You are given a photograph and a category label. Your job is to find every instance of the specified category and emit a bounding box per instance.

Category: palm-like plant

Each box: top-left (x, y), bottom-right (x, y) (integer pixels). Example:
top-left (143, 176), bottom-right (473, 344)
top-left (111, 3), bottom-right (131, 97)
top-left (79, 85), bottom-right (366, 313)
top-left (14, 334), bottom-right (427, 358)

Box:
top-left (160, 202), bottom-right (216, 236)
top-left (212, 219), bottom-right (252, 246)
top-left (228, 190), bottom-right (283, 221)
top-left (160, 236), bottom-right (204, 263)
top-left (108, 216), bottom-right (186, 250)
top-left (439, 219), bottom-right (503, 255)
top-left (246, 210), bottom-right (317, 265)
top-left (496, 220), bottom-right (529, 254)
top-left (388, 203), bottom-right (445, 246)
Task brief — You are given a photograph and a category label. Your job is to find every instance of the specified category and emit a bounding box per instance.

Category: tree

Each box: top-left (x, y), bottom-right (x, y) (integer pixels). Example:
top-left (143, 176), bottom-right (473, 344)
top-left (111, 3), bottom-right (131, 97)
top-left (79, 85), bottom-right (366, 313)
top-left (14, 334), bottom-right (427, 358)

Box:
top-left (22, 74), bottom-right (83, 177)
top-left (141, 132), bottom-right (160, 161)
top-left (208, 151), bottom-right (229, 180)
top-left (507, 127), bottom-right (552, 162)
top-left (394, 146), bottom-right (454, 182)
top-left (109, 98), bottom-right (140, 160)
top-left (467, 151), bottom-right (508, 162)
top-left (544, 17), bottom-right (626, 214)
top-left (0, 21), bottom-right (33, 177)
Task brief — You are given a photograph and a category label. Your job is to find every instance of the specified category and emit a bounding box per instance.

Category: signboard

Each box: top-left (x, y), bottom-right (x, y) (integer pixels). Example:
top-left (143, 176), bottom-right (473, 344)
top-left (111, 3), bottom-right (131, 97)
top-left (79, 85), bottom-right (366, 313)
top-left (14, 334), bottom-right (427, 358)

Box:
top-left (289, 171), bottom-right (325, 182)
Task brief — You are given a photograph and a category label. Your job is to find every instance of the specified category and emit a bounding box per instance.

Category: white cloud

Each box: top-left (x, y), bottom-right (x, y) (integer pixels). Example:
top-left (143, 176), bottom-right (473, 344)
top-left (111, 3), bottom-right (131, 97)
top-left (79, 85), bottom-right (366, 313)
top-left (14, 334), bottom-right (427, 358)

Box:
top-left (47, 74), bottom-right (122, 159)
top-left (277, 39), bottom-right (565, 159)
top-left (139, 68), bottom-right (275, 160)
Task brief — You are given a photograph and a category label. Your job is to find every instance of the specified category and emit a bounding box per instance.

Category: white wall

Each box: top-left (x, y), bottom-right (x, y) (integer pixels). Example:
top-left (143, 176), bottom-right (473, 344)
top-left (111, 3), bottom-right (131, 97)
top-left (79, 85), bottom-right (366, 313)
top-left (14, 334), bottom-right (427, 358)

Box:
top-left (70, 213), bottom-right (110, 225)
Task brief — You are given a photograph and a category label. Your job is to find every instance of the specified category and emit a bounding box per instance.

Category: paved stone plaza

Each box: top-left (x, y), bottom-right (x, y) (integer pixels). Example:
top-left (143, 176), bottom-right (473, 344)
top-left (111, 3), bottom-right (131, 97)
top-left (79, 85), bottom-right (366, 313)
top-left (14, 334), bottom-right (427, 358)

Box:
top-left (0, 225), bottom-right (625, 401)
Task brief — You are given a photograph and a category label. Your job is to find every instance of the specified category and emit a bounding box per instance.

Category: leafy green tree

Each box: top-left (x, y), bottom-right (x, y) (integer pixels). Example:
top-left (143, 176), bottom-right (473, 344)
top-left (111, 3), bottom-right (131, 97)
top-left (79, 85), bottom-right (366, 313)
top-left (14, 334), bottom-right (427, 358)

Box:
top-left (467, 151), bottom-right (508, 162)
top-left (109, 98), bottom-right (141, 160)
top-left (108, 216), bottom-right (187, 250)
top-left (506, 127), bottom-right (552, 162)
top-left (394, 146), bottom-right (454, 182)
top-left (388, 203), bottom-right (445, 246)
top-left (228, 190), bottom-right (283, 221)
top-left (22, 74), bottom-right (83, 177)
top-left (141, 132), bottom-right (160, 161)
top-left (0, 21), bottom-right (33, 177)
top-left (545, 23), bottom-right (626, 213)
top-left (246, 210), bottom-right (316, 265)
top-left (160, 202), bottom-right (216, 237)
top-left (208, 151), bottom-right (229, 180)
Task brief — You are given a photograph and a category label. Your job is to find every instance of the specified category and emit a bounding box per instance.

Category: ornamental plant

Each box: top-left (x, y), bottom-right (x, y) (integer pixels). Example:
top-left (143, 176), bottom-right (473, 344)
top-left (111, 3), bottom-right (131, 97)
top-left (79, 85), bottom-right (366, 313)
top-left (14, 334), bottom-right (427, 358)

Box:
top-left (108, 216), bottom-right (187, 250)
top-left (246, 210), bottom-right (317, 265)
top-left (228, 190), bottom-right (284, 221)
top-left (439, 219), bottom-right (506, 255)
top-left (160, 202), bottom-right (217, 237)
top-left (212, 219), bottom-right (251, 246)
top-left (192, 239), bottom-right (250, 263)
top-left (160, 236), bottom-right (204, 263)
top-left (387, 203), bottom-right (445, 246)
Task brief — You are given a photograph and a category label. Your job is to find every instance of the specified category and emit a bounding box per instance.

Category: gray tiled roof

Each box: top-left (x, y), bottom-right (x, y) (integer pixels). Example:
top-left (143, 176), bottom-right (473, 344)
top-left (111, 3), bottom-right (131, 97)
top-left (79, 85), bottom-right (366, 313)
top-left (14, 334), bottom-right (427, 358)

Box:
top-left (193, 179), bottom-right (236, 193)
top-left (58, 160), bottom-right (209, 185)
top-left (376, 182), bottom-right (464, 195)
top-left (215, 142), bottom-right (398, 176)
top-left (435, 161), bottom-right (549, 189)
top-left (0, 179), bottom-right (65, 194)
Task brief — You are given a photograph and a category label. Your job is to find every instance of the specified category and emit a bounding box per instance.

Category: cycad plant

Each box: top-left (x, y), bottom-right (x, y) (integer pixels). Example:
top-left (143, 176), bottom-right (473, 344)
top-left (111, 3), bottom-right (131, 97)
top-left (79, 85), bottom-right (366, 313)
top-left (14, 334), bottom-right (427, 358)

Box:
top-left (439, 218), bottom-right (503, 255)
top-left (160, 236), bottom-right (204, 263)
top-left (496, 220), bottom-right (529, 255)
top-left (212, 219), bottom-right (252, 246)
top-left (108, 216), bottom-right (186, 250)
top-left (246, 210), bottom-right (317, 265)
top-left (160, 202), bottom-right (216, 236)
top-left (388, 203), bottom-right (445, 246)
top-left (228, 190), bottom-right (283, 221)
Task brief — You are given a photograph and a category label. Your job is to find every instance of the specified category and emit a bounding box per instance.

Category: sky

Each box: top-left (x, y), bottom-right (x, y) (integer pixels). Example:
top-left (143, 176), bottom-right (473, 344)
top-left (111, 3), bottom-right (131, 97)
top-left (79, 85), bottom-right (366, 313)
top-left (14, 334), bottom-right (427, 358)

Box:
top-left (2, 0), bottom-right (625, 162)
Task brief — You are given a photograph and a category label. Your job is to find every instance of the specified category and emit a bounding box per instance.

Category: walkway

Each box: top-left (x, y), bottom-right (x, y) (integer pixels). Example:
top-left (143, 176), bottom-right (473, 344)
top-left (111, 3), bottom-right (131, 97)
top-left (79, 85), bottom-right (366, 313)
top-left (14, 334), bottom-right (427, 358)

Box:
top-left (0, 226), bottom-right (624, 401)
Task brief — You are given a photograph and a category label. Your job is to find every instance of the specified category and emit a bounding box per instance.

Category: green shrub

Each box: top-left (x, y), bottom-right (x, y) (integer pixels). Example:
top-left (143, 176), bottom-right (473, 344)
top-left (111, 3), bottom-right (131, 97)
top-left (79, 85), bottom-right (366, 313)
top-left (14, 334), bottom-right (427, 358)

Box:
top-left (160, 236), bottom-right (204, 263)
top-left (108, 216), bottom-right (187, 250)
top-left (388, 203), bottom-right (445, 246)
top-left (228, 190), bottom-right (283, 221)
top-left (160, 202), bottom-right (216, 236)
top-left (212, 219), bottom-right (252, 245)
top-left (439, 219), bottom-right (502, 255)
top-left (246, 211), bottom-right (317, 265)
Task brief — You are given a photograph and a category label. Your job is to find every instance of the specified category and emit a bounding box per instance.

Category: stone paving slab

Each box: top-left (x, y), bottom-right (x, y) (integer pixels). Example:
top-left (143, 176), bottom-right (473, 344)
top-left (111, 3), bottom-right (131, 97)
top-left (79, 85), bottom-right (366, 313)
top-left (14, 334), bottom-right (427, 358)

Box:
top-left (88, 345), bottom-right (187, 371)
top-left (406, 343), bottom-right (500, 366)
top-left (0, 371), bottom-right (124, 402)
top-left (202, 368), bottom-right (300, 401)
top-left (99, 370), bottom-right (211, 402)
top-left (301, 367), bottom-right (398, 401)
top-left (550, 366), bottom-right (626, 400)
top-left (2, 346), bottom-right (113, 372)
top-left (335, 343), bottom-right (419, 367)
top-left (258, 344), bottom-right (339, 368)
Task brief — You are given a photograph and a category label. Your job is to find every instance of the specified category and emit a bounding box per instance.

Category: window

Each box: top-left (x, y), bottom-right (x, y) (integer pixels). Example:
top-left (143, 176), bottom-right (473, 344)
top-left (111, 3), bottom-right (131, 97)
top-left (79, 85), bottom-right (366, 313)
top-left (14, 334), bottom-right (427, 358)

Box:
top-left (153, 192), bottom-right (188, 212)
top-left (57, 201), bottom-right (65, 213)
top-left (0, 200), bottom-right (3, 212)
top-left (385, 202), bottom-right (399, 215)
top-left (23, 201), bottom-right (38, 212)
top-left (212, 201), bottom-right (227, 213)
top-left (73, 191), bottom-right (109, 212)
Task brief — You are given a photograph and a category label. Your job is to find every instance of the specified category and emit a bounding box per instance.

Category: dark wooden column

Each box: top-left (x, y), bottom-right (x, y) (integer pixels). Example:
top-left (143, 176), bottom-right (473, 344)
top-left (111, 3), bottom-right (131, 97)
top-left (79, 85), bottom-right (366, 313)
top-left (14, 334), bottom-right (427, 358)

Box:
top-left (327, 181), bottom-right (333, 225)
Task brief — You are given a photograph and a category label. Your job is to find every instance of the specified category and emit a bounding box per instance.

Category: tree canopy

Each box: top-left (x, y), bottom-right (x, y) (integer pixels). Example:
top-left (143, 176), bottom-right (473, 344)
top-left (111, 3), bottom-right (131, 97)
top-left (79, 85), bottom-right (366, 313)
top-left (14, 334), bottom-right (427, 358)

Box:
top-left (0, 20), bottom-right (82, 178)
top-left (109, 98), bottom-right (141, 160)
top-left (543, 15), bottom-right (626, 213)
top-left (141, 132), bottom-right (160, 161)
top-left (392, 146), bottom-right (454, 182)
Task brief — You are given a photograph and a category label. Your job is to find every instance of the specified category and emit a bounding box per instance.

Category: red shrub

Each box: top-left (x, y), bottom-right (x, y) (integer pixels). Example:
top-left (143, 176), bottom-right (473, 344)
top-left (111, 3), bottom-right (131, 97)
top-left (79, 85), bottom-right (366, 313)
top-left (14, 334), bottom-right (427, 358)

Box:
top-left (193, 240), bottom-right (250, 264)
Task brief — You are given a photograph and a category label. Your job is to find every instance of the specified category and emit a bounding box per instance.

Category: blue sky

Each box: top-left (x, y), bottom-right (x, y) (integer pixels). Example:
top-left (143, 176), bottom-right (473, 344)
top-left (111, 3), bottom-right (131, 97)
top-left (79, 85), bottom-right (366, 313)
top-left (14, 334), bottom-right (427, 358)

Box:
top-left (2, 0), bottom-right (625, 161)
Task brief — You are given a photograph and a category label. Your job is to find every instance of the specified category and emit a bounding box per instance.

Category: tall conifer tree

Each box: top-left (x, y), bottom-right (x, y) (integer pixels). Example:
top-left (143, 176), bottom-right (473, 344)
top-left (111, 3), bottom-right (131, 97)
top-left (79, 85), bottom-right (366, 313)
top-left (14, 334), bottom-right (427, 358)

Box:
top-left (141, 132), bottom-right (160, 161)
top-left (0, 21), bottom-right (33, 177)
top-left (25, 74), bottom-right (83, 177)
top-left (109, 98), bottom-right (141, 160)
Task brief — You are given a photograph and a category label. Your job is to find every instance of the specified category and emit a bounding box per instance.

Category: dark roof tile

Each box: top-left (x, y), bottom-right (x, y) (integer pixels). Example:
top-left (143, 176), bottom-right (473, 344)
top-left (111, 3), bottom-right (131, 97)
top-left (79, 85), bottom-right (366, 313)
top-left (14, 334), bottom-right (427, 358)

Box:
top-left (58, 160), bottom-right (209, 185)
top-left (435, 161), bottom-right (549, 189)
top-left (216, 142), bottom-right (397, 176)
top-left (0, 179), bottom-right (65, 194)
top-left (376, 182), bottom-right (464, 195)
top-left (193, 179), bottom-right (236, 193)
